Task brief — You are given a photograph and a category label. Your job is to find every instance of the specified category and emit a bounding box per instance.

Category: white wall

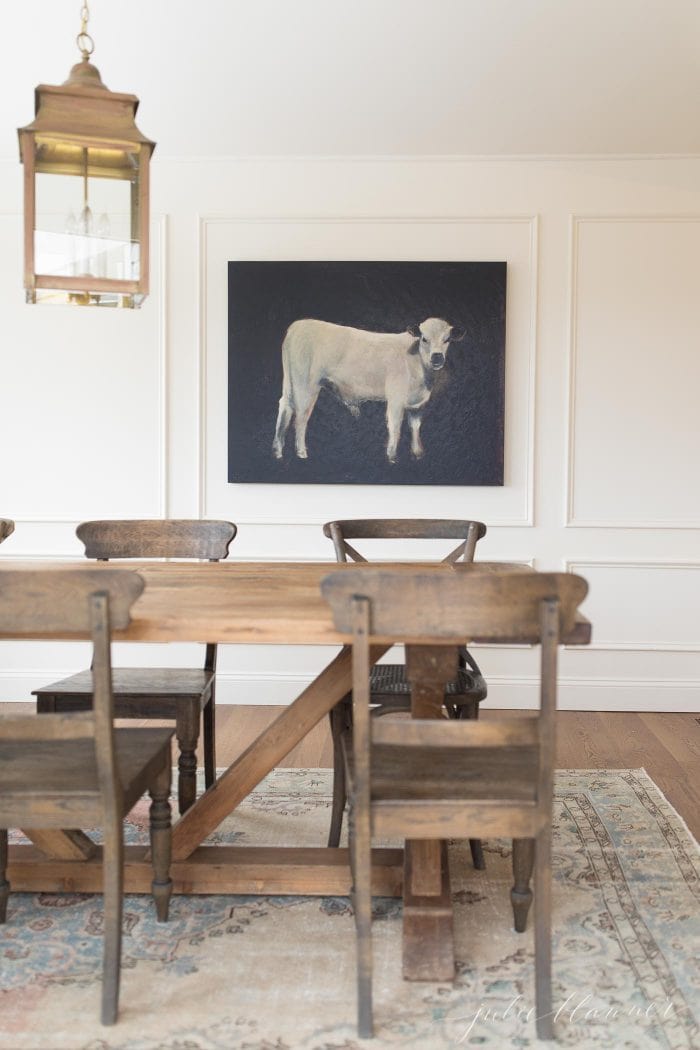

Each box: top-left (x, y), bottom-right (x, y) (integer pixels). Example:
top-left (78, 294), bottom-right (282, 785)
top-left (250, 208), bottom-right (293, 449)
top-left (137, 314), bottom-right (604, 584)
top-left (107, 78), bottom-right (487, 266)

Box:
top-left (1, 156), bottom-right (699, 711)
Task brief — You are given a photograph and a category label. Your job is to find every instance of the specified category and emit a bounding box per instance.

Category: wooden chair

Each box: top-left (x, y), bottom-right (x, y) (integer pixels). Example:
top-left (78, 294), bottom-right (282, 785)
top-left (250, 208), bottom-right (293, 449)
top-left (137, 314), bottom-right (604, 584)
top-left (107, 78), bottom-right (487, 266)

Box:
top-left (0, 519), bottom-right (14, 544)
top-left (321, 566), bottom-right (588, 1040)
top-left (0, 568), bottom-right (174, 1026)
top-left (322, 519), bottom-right (488, 866)
top-left (33, 519), bottom-right (237, 815)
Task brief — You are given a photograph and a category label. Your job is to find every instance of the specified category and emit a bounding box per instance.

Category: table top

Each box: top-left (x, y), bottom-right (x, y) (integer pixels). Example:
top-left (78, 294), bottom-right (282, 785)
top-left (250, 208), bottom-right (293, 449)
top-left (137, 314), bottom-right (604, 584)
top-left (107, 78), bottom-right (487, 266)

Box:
top-left (0, 560), bottom-right (591, 646)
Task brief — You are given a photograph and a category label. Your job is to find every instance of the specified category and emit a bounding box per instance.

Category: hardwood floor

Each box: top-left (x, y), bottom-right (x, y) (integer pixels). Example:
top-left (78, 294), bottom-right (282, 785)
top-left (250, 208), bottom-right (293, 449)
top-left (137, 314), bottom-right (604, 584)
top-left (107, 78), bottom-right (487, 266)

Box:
top-left (3, 704), bottom-right (698, 840)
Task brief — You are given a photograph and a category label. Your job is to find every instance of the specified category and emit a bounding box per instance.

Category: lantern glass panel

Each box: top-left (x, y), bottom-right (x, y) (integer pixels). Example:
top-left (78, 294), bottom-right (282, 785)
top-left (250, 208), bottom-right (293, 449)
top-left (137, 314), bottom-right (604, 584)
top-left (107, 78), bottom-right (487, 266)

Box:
top-left (31, 139), bottom-right (143, 307)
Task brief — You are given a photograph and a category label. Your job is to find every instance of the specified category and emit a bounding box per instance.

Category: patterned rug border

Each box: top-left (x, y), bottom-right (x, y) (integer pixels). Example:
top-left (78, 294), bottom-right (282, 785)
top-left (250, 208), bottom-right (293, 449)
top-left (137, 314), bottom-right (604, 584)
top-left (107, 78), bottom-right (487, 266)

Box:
top-left (555, 773), bottom-right (697, 1046)
top-left (554, 768), bottom-right (700, 851)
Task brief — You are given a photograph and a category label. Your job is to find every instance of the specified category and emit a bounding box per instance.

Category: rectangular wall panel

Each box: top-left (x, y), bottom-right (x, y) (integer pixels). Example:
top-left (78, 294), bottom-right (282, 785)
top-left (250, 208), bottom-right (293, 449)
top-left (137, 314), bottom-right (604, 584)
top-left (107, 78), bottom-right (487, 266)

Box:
top-left (568, 561), bottom-right (700, 651)
top-left (0, 215), bottom-right (167, 522)
top-left (568, 217), bottom-right (700, 527)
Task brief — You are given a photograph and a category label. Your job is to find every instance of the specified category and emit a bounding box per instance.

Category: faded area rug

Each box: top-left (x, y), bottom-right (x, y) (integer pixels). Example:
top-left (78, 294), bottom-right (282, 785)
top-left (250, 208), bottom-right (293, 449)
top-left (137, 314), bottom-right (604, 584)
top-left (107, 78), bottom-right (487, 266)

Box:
top-left (1, 769), bottom-right (699, 1050)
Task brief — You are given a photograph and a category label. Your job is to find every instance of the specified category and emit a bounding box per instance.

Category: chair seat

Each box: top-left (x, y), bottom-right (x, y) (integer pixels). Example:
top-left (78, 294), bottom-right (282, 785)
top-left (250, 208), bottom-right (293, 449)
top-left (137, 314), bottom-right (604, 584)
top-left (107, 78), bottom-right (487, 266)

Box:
top-left (35, 667), bottom-right (216, 816)
top-left (34, 668), bottom-right (215, 701)
top-left (0, 727), bottom-right (174, 822)
top-left (370, 662), bottom-right (487, 702)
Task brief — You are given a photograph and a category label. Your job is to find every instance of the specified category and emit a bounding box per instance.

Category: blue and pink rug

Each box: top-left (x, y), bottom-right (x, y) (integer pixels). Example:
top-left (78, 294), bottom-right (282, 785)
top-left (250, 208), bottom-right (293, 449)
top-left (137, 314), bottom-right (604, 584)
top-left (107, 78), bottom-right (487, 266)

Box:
top-left (1, 768), bottom-right (699, 1049)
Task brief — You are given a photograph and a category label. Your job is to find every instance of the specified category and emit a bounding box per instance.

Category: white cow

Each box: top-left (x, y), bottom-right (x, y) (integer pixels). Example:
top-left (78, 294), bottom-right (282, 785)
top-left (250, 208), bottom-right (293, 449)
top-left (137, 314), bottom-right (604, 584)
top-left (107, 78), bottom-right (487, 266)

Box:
top-left (272, 317), bottom-right (464, 463)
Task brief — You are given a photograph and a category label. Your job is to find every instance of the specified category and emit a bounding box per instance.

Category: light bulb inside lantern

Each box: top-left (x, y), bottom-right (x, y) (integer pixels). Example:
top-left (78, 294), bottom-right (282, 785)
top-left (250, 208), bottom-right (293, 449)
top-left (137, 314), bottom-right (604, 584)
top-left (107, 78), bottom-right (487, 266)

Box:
top-left (65, 210), bottom-right (78, 275)
top-left (79, 202), bottom-right (93, 236)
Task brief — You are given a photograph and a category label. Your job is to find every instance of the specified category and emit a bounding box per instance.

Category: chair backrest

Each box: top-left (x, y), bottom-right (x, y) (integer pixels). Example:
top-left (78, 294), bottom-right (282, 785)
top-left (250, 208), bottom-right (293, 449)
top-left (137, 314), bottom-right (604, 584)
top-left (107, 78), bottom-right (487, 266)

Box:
top-left (76, 519), bottom-right (237, 561)
top-left (323, 519), bottom-right (486, 565)
top-left (76, 519), bottom-right (236, 671)
top-left (321, 568), bottom-right (587, 644)
top-left (0, 569), bottom-right (144, 811)
top-left (322, 567), bottom-right (588, 812)
top-left (0, 519), bottom-right (14, 544)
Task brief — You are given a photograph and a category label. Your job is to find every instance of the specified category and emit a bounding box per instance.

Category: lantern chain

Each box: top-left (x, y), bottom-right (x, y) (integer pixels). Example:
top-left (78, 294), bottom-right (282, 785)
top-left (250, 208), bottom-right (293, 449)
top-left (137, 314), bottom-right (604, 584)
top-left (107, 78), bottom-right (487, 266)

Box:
top-left (76, 2), bottom-right (95, 59)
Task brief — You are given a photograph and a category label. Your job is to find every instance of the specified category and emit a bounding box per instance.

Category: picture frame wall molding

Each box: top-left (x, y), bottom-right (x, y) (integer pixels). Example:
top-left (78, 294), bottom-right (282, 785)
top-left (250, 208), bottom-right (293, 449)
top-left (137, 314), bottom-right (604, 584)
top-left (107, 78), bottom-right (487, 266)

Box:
top-left (197, 213), bottom-right (538, 527)
top-left (565, 213), bottom-right (700, 530)
top-left (565, 558), bottom-right (700, 653)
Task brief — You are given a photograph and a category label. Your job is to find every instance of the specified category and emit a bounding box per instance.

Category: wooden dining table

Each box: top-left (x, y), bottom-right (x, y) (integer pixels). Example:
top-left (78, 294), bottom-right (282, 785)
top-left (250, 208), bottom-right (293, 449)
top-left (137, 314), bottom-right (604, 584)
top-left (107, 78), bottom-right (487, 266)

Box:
top-left (3, 559), bottom-right (591, 981)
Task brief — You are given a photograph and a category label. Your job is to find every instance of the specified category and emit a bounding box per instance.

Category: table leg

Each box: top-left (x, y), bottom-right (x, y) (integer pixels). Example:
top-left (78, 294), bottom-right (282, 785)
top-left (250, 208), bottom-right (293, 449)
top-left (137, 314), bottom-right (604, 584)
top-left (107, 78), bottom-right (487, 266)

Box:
top-left (402, 645), bottom-right (459, 981)
top-left (171, 643), bottom-right (391, 861)
top-left (403, 840), bottom-right (454, 981)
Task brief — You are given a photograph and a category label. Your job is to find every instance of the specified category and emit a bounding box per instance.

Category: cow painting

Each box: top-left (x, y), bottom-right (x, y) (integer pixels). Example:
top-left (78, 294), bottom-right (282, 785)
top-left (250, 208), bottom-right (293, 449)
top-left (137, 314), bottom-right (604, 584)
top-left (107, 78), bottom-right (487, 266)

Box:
top-left (272, 317), bottom-right (464, 463)
top-left (227, 259), bottom-right (506, 487)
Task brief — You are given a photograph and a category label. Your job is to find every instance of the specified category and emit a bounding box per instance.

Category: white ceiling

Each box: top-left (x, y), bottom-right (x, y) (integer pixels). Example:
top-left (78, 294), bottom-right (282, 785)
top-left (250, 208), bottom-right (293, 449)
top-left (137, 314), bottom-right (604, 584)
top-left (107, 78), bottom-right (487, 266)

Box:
top-left (3, 0), bottom-right (700, 160)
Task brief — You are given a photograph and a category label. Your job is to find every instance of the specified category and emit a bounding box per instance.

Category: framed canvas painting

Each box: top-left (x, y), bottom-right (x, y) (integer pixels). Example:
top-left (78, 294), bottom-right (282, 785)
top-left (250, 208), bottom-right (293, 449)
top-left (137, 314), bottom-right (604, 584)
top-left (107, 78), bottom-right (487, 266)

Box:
top-left (228, 260), bottom-right (506, 486)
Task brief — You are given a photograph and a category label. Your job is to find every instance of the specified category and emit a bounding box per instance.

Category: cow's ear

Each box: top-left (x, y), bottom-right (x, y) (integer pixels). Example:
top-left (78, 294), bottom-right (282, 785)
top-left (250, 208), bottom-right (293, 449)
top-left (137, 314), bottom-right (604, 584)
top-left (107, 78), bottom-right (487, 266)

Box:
top-left (406, 324), bottom-right (421, 338)
top-left (449, 325), bottom-right (466, 342)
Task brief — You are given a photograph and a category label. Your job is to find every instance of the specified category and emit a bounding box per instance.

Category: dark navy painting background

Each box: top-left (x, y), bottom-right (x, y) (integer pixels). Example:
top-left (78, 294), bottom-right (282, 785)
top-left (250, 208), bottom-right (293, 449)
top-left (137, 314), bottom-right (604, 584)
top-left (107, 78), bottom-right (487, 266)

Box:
top-left (228, 261), bottom-right (506, 486)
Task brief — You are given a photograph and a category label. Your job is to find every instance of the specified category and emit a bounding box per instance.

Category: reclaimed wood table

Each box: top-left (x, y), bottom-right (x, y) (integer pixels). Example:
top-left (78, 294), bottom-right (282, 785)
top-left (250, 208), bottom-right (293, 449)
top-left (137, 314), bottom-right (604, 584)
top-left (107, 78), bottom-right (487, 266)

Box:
top-left (3, 559), bottom-right (590, 981)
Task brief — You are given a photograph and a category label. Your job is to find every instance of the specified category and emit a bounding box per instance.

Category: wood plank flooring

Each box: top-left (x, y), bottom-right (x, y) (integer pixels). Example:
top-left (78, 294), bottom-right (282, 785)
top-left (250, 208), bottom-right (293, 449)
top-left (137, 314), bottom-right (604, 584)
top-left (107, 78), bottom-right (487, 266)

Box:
top-left (3, 704), bottom-right (698, 840)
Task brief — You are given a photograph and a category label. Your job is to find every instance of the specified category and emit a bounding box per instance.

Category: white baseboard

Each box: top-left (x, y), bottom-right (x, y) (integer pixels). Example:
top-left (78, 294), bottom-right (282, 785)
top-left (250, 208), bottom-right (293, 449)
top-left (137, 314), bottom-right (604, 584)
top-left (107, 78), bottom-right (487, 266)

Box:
top-left (483, 676), bottom-right (700, 712)
top-left (2, 670), bottom-right (699, 712)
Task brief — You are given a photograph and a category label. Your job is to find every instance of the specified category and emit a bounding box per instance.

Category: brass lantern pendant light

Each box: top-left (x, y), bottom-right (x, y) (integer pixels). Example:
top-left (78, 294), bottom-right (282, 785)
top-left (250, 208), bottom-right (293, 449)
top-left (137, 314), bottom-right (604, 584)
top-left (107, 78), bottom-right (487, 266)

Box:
top-left (17, 3), bottom-right (155, 308)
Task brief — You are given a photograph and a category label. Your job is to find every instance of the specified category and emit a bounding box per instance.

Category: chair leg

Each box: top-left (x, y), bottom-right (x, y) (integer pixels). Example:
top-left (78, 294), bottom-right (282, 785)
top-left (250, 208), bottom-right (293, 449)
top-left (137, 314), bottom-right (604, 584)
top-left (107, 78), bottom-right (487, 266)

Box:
top-left (534, 826), bottom-right (554, 1040)
top-left (0, 829), bottom-right (9, 924)
top-left (203, 691), bottom-right (216, 789)
top-left (149, 760), bottom-right (173, 923)
top-left (100, 815), bottom-right (123, 1026)
top-left (327, 698), bottom-right (349, 848)
top-left (455, 699), bottom-right (486, 871)
top-left (469, 838), bottom-right (486, 871)
top-left (175, 701), bottom-right (200, 815)
top-left (511, 837), bottom-right (535, 932)
top-left (350, 802), bottom-right (373, 1038)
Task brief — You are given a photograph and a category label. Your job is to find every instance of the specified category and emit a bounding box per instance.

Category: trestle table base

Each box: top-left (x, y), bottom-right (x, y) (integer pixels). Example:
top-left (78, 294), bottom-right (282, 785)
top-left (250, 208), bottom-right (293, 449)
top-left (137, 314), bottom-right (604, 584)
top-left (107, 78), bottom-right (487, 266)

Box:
top-left (7, 844), bottom-right (404, 897)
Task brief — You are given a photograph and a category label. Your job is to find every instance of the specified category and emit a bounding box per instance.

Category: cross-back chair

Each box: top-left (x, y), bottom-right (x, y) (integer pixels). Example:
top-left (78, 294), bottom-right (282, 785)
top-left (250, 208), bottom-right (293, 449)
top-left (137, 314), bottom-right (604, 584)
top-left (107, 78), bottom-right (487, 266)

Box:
top-left (0, 568), bottom-right (174, 1025)
top-left (33, 519), bottom-right (237, 815)
top-left (322, 519), bottom-right (488, 867)
top-left (321, 566), bottom-right (588, 1040)
top-left (0, 519), bottom-right (14, 544)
